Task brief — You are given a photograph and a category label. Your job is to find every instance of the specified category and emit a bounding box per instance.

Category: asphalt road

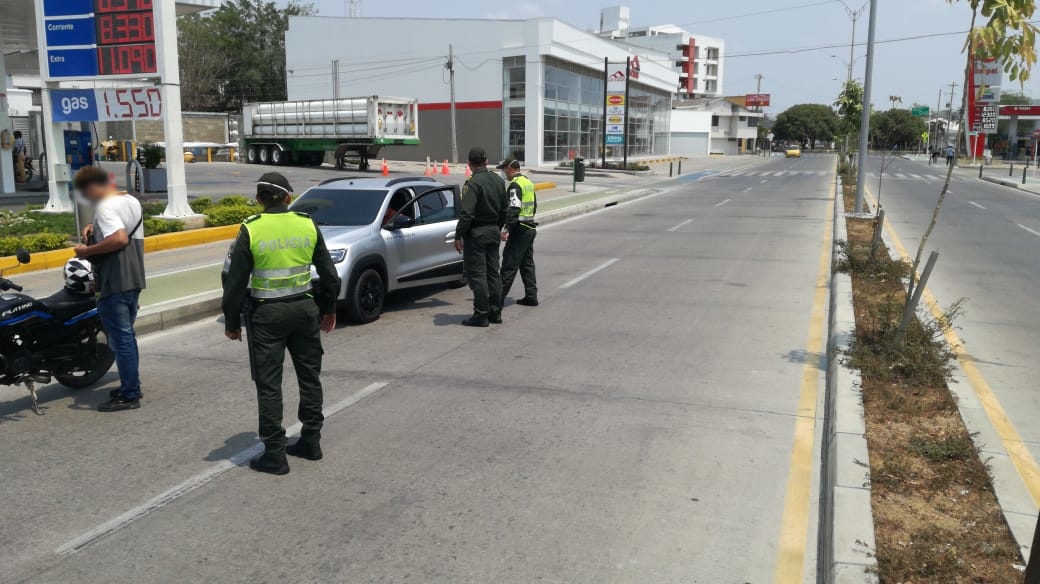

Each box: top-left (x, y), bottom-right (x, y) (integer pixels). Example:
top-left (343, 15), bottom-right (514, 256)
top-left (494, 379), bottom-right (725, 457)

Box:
top-left (1, 154), bottom-right (835, 583)
top-left (862, 157), bottom-right (1040, 485)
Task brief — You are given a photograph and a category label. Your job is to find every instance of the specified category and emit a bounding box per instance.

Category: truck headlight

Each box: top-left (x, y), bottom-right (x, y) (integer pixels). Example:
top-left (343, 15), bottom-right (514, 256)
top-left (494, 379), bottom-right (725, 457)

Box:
top-left (328, 248), bottom-right (348, 264)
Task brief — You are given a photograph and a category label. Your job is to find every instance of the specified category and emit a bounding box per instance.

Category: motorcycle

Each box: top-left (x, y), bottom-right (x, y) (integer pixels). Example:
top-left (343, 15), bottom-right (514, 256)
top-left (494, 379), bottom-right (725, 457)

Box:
top-left (22, 156), bottom-right (34, 181)
top-left (0, 250), bottom-right (115, 414)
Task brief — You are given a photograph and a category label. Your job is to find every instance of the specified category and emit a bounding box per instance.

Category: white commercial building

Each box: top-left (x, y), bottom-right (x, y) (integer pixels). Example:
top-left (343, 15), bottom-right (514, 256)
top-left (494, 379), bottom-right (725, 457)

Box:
top-left (673, 98), bottom-right (764, 156)
top-left (598, 6), bottom-right (725, 100)
top-left (285, 16), bottom-right (679, 167)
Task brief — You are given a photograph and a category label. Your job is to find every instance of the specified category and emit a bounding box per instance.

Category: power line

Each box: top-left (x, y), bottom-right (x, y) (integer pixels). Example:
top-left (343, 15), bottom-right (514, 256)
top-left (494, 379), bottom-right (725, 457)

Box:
top-left (677, 0), bottom-right (839, 27)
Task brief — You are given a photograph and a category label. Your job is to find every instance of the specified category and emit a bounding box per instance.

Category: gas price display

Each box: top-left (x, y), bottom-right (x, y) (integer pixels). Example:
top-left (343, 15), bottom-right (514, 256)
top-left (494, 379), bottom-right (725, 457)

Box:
top-left (95, 0), bottom-right (157, 76)
top-left (39, 0), bottom-right (158, 78)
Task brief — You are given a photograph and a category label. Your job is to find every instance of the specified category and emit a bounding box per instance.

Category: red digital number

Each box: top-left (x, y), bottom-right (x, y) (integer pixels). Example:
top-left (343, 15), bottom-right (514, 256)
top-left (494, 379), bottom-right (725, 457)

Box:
top-left (97, 44), bottom-right (157, 76)
top-left (96, 12), bottom-right (154, 46)
top-left (95, 0), bottom-right (153, 14)
top-left (116, 89), bottom-right (133, 118)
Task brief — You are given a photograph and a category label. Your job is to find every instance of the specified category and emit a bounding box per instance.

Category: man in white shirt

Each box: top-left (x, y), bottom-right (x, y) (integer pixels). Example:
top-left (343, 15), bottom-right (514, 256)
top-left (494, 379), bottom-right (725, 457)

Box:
top-left (72, 166), bottom-right (146, 412)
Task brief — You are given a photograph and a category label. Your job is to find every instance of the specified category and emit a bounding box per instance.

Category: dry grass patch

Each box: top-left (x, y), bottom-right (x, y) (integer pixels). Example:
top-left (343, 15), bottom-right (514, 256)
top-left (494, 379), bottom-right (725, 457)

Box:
top-left (838, 207), bottom-right (1022, 583)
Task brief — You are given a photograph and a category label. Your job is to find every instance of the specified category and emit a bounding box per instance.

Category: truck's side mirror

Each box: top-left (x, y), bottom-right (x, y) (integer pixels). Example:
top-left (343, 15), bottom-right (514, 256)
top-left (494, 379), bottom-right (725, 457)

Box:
top-left (15, 249), bottom-right (30, 264)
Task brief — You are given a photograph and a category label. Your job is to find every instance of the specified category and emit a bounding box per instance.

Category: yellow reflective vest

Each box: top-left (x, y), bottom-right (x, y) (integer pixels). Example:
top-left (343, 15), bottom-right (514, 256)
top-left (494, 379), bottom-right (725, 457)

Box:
top-left (243, 212), bottom-right (317, 299)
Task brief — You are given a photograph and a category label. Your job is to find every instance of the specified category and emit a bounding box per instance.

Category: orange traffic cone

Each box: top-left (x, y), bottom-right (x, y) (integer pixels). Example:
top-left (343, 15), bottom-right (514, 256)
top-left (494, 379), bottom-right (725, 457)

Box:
top-left (381, 159), bottom-right (390, 177)
top-left (464, 165), bottom-right (472, 178)
top-left (441, 160), bottom-right (450, 176)
top-left (423, 157), bottom-right (433, 176)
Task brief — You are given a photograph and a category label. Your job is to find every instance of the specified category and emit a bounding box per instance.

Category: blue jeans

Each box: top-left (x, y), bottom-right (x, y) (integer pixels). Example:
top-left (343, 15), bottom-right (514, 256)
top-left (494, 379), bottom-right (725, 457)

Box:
top-left (97, 290), bottom-right (141, 399)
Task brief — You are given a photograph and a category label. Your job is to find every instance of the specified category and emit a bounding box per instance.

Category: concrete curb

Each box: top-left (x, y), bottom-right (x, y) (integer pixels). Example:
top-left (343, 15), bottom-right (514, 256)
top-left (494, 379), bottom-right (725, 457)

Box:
top-left (981, 175), bottom-right (1021, 189)
top-left (877, 217), bottom-right (1040, 561)
top-left (821, 176), bottom-right (880, 583)
top-left (2, 224), bottom-right (240, 276)
top-left (538, 187), bottom-right (657, 225)
top-left (533, 182), bottom-right (557, 191)
top-left (135, 291), bottom-right (223, 336)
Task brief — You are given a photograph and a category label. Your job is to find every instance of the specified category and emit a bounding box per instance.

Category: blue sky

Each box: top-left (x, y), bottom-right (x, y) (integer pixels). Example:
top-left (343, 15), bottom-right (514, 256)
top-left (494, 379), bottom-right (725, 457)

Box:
top-left (287, 0), bottom-right (1040, 114)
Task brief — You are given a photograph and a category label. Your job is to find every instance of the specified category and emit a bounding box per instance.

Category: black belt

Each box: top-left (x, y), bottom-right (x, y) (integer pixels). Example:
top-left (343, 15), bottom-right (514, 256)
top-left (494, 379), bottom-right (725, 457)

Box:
top-left (250, 292), bottom-right (313, 305)
top-left (520, 220), bottom-right (538, 228)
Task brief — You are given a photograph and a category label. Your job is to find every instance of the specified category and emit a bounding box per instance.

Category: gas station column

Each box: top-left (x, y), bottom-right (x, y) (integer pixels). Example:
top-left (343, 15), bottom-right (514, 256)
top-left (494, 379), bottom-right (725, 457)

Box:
top-left (0, 44), bottom-right (15, 195)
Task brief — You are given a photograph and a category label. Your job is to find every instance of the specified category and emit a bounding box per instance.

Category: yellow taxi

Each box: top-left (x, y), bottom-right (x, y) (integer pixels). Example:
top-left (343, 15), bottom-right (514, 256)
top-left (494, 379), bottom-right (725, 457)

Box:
top-left (785, 145), bottom-right (802, 158)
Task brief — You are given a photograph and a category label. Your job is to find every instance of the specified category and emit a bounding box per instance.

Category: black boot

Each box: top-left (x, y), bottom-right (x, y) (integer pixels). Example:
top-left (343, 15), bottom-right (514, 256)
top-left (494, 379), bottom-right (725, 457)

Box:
top-left (287, 439), bottom-right (323, 461)
top-left (489, 312), bottom-right (503, 324)
top-left (98, 395), bottom-right (141, 412)
top-left (516, 297), bottom-right (539, 307)
top-left (462, 315), bottom-right (489, 327)
top-left (249, 452), bottom-right (290, 475)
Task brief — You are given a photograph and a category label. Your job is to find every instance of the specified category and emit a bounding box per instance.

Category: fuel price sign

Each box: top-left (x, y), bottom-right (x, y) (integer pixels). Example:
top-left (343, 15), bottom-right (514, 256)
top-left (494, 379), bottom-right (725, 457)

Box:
top-left (38, 0), bottom-right (158, 79)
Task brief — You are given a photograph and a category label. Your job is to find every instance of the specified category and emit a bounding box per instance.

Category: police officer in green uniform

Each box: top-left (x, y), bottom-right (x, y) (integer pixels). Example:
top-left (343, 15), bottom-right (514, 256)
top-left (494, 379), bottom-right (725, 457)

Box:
top-left (455, 147), bottom-right (508, 327)
top-left (497, 157), bottom-right (538, 307)
top-left (222, 172), bottom-right (341, 475)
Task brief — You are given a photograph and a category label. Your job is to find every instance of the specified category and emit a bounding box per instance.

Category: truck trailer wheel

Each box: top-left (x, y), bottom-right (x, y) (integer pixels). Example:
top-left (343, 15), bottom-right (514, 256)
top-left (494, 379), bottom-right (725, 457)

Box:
top-left (246, 145), bottom-right (258, 164)
top-left (258, 146), bottom-right (271, 165)
top-left (271, 147), bottom-right (284, 165)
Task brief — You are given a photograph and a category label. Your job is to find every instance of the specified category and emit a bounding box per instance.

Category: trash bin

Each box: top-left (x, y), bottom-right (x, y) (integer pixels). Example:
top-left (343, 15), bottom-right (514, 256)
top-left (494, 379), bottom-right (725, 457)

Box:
top-left (574, 157), bottom-right (586, 183)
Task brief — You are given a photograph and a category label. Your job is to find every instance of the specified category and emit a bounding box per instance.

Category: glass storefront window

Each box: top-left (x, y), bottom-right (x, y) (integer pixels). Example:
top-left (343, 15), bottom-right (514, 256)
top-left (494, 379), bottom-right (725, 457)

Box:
top-left (540, 57), bottom-right (671, 163)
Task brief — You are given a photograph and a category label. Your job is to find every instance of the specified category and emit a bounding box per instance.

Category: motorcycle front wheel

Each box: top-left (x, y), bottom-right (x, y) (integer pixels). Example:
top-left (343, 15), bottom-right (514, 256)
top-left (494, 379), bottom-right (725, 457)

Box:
top-left (55, 343), bottom-right (115, 389)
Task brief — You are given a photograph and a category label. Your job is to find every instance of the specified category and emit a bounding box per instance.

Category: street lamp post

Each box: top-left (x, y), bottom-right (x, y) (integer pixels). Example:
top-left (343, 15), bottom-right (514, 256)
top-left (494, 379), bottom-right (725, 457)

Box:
top-left (853, 0), bottom-right (878, 214)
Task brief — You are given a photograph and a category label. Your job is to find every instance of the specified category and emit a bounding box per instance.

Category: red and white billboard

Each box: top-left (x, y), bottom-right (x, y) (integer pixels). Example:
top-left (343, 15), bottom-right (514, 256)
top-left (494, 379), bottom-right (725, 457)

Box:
top-left (745, 94), bottom-right (771, 107)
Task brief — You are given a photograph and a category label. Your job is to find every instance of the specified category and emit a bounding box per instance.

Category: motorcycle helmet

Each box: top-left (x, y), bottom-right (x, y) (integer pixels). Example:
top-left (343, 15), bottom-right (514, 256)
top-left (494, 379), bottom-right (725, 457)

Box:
top-left (63, 258), bottom-right (94, 295)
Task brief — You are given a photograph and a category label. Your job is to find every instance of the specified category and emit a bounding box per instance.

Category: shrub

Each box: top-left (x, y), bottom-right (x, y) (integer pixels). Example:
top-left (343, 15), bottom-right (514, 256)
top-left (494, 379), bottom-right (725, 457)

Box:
top-left (205, 204), bottom-right (256, 227)
top-left (190, 197), bottom-right (213, 212)
top-left (140, 200), bottom-right (167, 216)
top-left (144, 218), bottom-right (184, 235)
top-left (216, 195), bottom-right (253, 207)
top-left (0, 233), bottom-right (70, 255)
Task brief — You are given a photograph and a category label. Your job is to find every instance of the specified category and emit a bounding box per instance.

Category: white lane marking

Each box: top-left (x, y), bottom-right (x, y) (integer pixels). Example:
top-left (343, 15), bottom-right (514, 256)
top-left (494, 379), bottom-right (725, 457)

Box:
top-left (895, 173), bottom-right (908, 179)
top-left (910, 173), bottom-right (924, 180)
top-left (743, 187), bottom-right (753, 193)
top-left (667, 218), bottom-right (694, 232)
top-left (1017, 223), bottom-right (1040, 238)
top-left (55, 381), bottom-right (391, 556)
top-left (969, 201), bottom-right (986, 210)
top-left (560, 258), bottom-right (620, 289)
top-left (761, 179), bottom-right (768, 184)
top-left (714, 198), bottom-right (732, 208)
top-left (150, 262), bottom-right (224, 279)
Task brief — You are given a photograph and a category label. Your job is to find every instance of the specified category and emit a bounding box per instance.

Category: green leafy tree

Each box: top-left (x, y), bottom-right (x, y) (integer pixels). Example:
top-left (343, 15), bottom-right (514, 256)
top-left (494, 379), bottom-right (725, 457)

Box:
top-left (834, 81), bottom-right (864, 149)
top-left (178, 0), bottom-right (314, 112)
top-left (870, 109), bottom-right (928, 149)
top-left (772, 104), bottom-right (839, 149)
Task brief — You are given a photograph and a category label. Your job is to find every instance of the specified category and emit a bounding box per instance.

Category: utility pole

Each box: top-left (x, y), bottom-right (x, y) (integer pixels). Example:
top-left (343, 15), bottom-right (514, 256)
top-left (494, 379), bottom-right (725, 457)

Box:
top-left (331, 59), bottom-right (340, 100)
top-left (347, 0), bottom-right (361, 17)
top-left (447, 45), bottom-right (459, 165)
top-left (946, 81), bottom-right (959, 152)
top-left (840, 0), bottom-right (867, 83)
top-left (853, 0), bottom-right (877, 214)
top-left (754, 74), bottom-right (764, 112)
top-left (933, 88), bottom-right (942, 151)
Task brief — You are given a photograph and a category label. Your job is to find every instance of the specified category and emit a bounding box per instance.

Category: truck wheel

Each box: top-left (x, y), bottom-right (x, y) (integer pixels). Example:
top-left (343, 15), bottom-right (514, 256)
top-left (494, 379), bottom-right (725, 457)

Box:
top-left (346, 268), bottom-right (385, 324)
top-left (246, 145), bottom-right (258, 164)
top-left (271, 147), bottom-right (284, 165)
top-left (259, 146), bottom-right (271, 165)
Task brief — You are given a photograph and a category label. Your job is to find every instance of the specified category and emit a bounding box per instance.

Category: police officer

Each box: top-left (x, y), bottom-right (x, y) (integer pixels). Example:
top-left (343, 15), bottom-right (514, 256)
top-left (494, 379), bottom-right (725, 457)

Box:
top-left (497, 157), bottom-right (538, 307)
top-left (222, 173), bottom-right (341, 475)
top-left (455, 147), bottom-right (508, 327)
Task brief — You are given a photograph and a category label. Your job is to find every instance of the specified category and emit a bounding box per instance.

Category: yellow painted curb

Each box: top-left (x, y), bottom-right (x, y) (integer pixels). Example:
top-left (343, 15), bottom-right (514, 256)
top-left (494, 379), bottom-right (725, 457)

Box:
top-left (534, 182), bottom-right (557, 190)
top-left (1, 224), bottom-right (240, 275)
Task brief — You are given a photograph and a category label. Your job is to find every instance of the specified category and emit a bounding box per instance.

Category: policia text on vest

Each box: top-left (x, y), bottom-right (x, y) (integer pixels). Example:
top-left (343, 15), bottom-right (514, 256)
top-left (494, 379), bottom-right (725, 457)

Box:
top-left (222, 172), bottom-right (341, 476)
top-left (498, 158), bottom-right (538, 307)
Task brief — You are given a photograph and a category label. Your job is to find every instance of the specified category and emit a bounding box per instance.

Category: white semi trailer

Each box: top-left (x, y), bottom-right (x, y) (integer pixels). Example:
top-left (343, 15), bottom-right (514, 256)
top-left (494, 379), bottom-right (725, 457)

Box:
top-left (241, 96), bottom-right (420, 170)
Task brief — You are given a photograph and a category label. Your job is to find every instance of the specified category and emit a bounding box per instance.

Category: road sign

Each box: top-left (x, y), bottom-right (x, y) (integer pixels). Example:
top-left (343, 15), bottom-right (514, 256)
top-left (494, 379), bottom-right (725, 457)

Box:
top-left (767, 132), bottom-right (775, 142)
top-left (921, 131), bottom-right (929, 141)
top-left (911, 106), bottom-right (930, 117)
top-left (37, 0), bottom-right (158, 80)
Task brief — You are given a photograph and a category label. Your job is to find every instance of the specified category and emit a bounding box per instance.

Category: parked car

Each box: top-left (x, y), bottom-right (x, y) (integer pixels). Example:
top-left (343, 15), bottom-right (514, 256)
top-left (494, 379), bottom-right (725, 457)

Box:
top-left (785, 145), bottom-right (802, 158)
top-left (222, 176), bottom-right (464, 323)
